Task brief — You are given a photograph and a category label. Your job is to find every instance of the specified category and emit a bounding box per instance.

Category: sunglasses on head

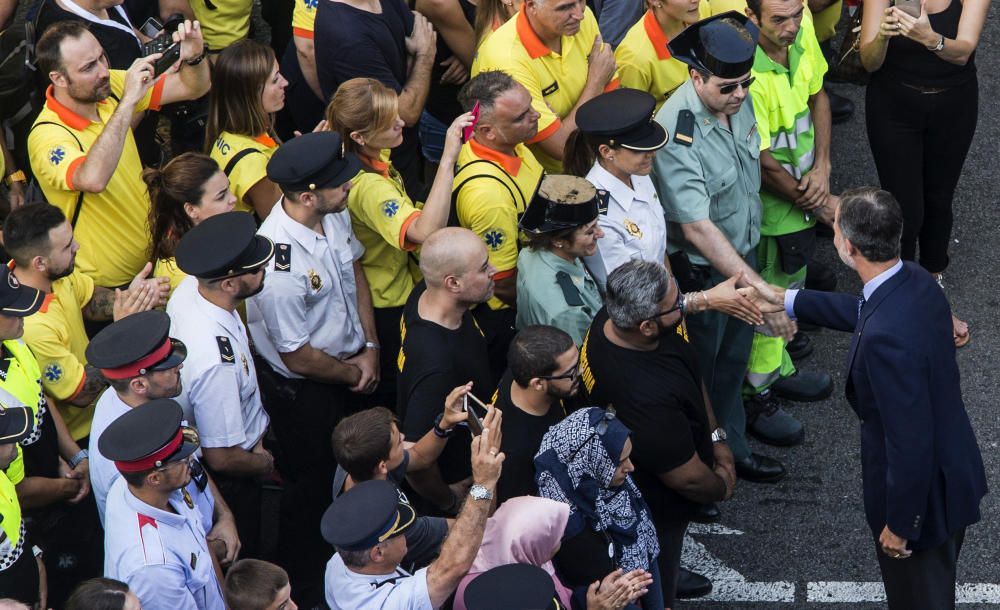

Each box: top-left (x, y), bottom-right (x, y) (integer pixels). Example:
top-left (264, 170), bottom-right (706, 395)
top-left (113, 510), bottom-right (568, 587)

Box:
top-left (718, 76), bottom-right (755, 94)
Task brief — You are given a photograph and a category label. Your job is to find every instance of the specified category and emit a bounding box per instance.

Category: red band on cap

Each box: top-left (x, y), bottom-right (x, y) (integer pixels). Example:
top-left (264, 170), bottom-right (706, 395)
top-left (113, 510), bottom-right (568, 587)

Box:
top-left (114, 429), bottom-right (183, 473)
top-left (101, 338), bottom-right (172, 380)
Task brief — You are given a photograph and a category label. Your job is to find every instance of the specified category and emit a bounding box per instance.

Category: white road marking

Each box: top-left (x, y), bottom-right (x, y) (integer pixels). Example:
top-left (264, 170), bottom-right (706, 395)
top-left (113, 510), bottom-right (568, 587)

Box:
top-left (683, 525), bottom-right (796, 602)
top-left (807, 582), bottom-right (1000, 604)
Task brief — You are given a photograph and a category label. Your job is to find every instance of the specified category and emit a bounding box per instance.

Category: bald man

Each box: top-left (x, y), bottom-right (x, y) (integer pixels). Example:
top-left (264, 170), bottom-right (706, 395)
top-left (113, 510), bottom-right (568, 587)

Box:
top-left (397, 228), bottom-right (497, 515)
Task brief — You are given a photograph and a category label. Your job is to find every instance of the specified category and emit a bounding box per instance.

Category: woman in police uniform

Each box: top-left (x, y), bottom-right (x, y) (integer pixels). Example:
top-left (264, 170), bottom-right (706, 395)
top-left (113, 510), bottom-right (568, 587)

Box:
top-left (205, 40), bottom-right (288, 219)
top-left (565, 88), bottom-right (671, 293)
top-left (326, 78), bottom-right (472, 405)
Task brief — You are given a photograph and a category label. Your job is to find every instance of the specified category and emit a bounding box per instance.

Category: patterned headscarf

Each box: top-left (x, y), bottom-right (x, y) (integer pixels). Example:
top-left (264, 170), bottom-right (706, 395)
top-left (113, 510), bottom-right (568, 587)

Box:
top-left (534, 407), bottom-right (659, 572)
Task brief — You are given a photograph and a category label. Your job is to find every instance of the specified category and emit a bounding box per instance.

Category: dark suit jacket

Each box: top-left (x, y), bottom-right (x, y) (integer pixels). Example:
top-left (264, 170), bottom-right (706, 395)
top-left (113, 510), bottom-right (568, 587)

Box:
top-left (794, 262), bottom-right (987, 550)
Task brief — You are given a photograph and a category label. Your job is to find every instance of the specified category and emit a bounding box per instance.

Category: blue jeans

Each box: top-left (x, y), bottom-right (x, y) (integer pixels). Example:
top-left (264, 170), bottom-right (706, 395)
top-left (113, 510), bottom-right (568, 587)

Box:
top-left (418, 110), bottom-right (448, 164)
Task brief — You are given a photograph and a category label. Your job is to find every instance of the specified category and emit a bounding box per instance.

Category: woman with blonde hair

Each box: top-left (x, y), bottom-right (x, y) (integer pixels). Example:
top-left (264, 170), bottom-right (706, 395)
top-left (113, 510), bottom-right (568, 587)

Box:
top-left (473, 0), bottom-right (523, 46)
top-left (326, 78), bottom-right (471, 405)
top-left (205, 39), bottom-right (288, 219)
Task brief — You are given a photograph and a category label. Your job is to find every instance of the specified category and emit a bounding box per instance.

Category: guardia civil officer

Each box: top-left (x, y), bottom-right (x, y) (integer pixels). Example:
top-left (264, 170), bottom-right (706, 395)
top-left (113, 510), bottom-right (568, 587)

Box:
top-left (247, 130), bottom-right (378, 605)
top-left (86, 311), bottom-right (241, 566)
top-left (651, 12), bottom-right (797, 483)
top-left (167, 212), bottom-right (275, 558)
top-left (100, 398), bottom-right (225, 610)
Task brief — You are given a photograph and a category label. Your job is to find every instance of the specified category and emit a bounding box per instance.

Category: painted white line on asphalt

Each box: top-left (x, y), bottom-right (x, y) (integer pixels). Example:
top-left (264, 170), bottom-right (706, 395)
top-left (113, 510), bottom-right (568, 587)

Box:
top-left (807, 582), bottom-right (1000, 604)
top-left (687, 522), bottom-right (745, 536)
top-left (683, 529), bottom-right (795, 602)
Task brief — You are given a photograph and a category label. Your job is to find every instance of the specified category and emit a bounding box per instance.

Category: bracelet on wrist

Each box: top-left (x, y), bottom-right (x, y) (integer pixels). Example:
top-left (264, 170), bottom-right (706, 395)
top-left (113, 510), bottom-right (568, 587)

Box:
top-left (68, 449), bottom-right (89, 468)
top-left (184, 49), bottom-right (208, 66)
top-left (433, 413), bottom-right (454, 438)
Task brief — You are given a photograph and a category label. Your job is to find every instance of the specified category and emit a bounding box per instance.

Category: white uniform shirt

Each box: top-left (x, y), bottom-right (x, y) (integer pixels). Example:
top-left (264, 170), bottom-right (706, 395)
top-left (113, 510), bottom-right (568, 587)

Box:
top-left (583, 162), bottom-right (668, 291)
top-left (247, 200), bottom-right (366, 379)
top-left (167, 278), bottom-right (269, 450)
top-left (89, 389), bottom-right (215, 526)
top-left (104, 477), bottom-right (225, 610)
top-left (325, 552), bottom-right (432, 610)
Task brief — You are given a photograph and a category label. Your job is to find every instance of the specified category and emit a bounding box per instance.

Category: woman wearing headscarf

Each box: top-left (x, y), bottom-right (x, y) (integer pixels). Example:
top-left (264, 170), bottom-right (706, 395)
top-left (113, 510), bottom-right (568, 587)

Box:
top-left (536, 407), bottom-right (663, 610)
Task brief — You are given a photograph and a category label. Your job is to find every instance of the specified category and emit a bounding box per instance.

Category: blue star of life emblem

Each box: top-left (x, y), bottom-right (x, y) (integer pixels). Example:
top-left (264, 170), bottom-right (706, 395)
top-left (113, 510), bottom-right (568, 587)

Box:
top-left (383, 201), bottom-right (400, 217)
top-left (44, 363), bottom-right (62, 382)
top-left (49, 147), bottom-right (65, 165)
top-left (484, 230), bottom-right (505, 250)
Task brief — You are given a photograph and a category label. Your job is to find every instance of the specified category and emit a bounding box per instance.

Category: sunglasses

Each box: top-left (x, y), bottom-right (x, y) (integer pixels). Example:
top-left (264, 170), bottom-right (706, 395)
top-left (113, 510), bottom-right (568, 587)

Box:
top-left (644, 276), bottom-right (682, 321)
top-left (566, 406), bottom-right (617, 462)
top-left (718, 76), bottom-right (755, 94)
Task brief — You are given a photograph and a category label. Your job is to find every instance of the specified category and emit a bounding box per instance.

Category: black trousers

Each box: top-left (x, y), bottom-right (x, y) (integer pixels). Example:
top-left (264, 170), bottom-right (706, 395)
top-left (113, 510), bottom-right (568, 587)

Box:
top-left (0, 540), bottom-right (39, 606)
top-left (876, 528), bottom-right (966, 610)
top-left (369, 305), bottom-right (404, 411)
top-left (654, 519), bottom-right (688, 609)
top-left (865, 75), bottom-right (979, 273)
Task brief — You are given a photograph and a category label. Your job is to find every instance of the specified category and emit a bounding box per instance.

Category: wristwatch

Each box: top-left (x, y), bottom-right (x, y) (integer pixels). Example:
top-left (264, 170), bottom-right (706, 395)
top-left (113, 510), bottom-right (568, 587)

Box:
top-left (711, 428), bottom-right (728, 443)
top-left (432, 413), bottom-right (453, 438)
top-left (4, 170), bottom-right (25, 186)
top-left (68, 449), bottom-right (89, 468)
top-left (469, 484), bottom-right (493, 501)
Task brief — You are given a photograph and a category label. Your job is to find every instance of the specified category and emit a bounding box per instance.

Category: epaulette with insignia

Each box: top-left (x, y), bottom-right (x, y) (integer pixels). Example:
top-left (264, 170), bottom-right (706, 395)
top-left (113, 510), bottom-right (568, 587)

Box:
top-left (275, 243), bottom-right (291, 272)
top-left (555, 271), bottom-right (584, 307)
top-left (216, 336), bottom-right (235, 364)
top-left (674, 109), bottom-right (695, 146)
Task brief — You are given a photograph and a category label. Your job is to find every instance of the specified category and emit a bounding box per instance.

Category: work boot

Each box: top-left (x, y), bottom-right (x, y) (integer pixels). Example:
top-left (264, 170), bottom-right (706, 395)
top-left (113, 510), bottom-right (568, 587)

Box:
top-left (770, 369), bottom-right (834, 402)
top-left (746, 390), bottom-right (805, 446)
top-left (787, 331), bottom-right (813, 360)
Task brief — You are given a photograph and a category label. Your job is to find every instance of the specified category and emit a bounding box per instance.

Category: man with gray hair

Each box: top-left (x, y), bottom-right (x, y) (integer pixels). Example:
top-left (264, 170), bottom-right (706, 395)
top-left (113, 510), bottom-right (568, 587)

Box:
top-left (580, 260), bottom-right (736, 607)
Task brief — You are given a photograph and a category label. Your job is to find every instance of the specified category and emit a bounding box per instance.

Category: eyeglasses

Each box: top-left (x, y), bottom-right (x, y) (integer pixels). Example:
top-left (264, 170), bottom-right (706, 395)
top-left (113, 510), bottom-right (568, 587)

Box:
top-left (538, 358), bottom-right (580, 381)
top-left (718, 76), bottom-right (755, 94)
top-left (644, 276), bottom-right (682, 321)
top-left (566, 406), bottom-right (616, 462)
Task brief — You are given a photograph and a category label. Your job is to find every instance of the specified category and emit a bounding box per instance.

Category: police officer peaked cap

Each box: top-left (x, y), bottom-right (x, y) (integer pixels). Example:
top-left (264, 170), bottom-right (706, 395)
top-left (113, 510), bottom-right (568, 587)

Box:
top-left (321, 480), bottom-right (416, 551)
top-left (668, 12), bottom-right (759, 79)
top-left (175, 212), bottom-right (275, 279)
top-left (464, 564), bottom-right (562, 610)
top-left (0, 405), bottom-right (36, 445)
top-left (86, 310), bottom-right (187, 380)
top-left (519, 175), bottom-right (608, 235)
top-left (267, 132), bottom-right (361, 192)
top-left (0, 263), bottom-right (44, 317)
top-left (99, 398), bottom-right (200, 473)
top-left (576, 89), bottom-right (668, 151)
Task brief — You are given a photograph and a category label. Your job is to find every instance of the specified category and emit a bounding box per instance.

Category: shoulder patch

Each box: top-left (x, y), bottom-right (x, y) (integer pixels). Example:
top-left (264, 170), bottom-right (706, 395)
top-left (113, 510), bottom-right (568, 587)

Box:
top-left (43, 363), bottom-right (62, 382)
top-left (555, 271), bottom-right (584, 307)
top-left (674, 110), bottom-right (695, 146)
top-left (483, 228), bottom-right (506, 251)
top-left (383, 200), bottom-right (401, 218)
top-left (275, 243), bottom-right (291, 272)
top-left (48, 147), bottom-right (66, 166)
top-left (216, 336), bottom-right (235, 364)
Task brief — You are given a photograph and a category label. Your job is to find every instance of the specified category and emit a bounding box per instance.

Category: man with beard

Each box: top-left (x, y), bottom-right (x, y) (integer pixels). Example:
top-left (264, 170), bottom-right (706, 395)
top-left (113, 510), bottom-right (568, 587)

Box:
top-left (167, 212), bottom-right (275, 558)
top-left (491, 325), bottom-right (575, 505)
top-left (85, 310), bottom-right (241, 572)
top-left (28, 19), bottom-right (210, 291)
top-left (247, 131), bottom-right (377, 606)
top-left (580, 260), bottom-right (736, 607)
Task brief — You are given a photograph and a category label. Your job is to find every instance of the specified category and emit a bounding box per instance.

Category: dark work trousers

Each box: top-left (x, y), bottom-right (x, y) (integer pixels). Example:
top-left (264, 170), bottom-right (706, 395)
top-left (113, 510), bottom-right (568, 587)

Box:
top-left (208, 470), bottom-right (263, 560)
top-left (471, 305), bottom-right (517, 383)
top-left (655, 519), bottom-right (688, 609)
top-left (255, 355), bottom-right (355, 609)
top-left (367, 305), bottom-right (405, 411)
top-left (0, 536), bottom-right (40, 606)
top-left (865, 75), bottom-right (979, 273)
top-left (25, 493), bottom-right (103, 608)
top-left (876, 528), bottom-right (966, 610)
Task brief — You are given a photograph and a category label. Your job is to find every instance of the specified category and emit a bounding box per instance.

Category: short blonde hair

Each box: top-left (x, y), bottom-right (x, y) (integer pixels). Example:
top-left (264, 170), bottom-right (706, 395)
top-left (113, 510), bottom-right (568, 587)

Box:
top-left (326, 78), bottom-right (400, 155)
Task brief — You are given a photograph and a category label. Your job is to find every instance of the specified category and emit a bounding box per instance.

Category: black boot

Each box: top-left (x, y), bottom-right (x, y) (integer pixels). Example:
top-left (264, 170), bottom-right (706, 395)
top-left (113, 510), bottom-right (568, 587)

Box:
top-left (676, 567), bottom-right (713, 599)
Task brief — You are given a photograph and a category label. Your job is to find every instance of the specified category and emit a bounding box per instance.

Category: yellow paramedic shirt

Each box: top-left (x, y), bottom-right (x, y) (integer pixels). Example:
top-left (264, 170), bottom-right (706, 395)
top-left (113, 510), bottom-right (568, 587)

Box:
top-left (154, 257), bottom-right (188, 298)
top-left (191, 0), bottom-right (252, 51)
top-left (292, 0), bottom-right (317, 39)
top-left (29, 71), bottom-right (164, 288)
top-left (1, 338), bottom-right (47, 486)
top-left (347, 152), bottom-right (423, 309)
top-left (22, 271), bottom-right (96, 442)
top-left (453, 139), bottom-right (543, 310)
top-left (616, 3), bottom-right (712, 113)
top-left (472, 8), bottom-right (619, 173)
top-left (210, 132), bottom-right (278, 214)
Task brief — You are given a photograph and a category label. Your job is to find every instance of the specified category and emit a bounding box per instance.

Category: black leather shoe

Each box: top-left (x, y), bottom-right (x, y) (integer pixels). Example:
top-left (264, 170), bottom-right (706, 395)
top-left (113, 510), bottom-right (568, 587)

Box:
top-left (826, 87), bottom-right (855, 124)
top-left (735, 453), bottom-right (786, 483)
top-left (786, 331), bottom-right (813, 360)
top-left (806, 260), bottom-right (838, 292)
top-left (676, 567), bottom-right (713, 599)
top-left (770, 369), bottom-right (834, 402)
top-left (691, 502), bottom-right (721, 524)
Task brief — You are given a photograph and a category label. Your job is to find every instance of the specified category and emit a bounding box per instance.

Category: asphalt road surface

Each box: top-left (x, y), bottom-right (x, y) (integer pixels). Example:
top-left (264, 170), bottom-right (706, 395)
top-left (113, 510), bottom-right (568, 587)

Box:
top-left (678, 7), bottom-right (1000, 609)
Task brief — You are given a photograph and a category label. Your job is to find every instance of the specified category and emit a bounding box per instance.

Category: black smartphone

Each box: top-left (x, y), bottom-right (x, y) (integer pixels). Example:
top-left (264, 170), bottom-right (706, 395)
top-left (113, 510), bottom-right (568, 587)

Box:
top-left (153, 41), bottom-right (181, 78)
top-left (140, 17), bottom-right (163, 39)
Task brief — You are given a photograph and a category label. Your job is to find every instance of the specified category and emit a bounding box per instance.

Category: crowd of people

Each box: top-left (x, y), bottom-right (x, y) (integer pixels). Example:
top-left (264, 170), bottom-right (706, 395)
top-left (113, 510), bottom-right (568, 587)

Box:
top-left (0, 0), bottom-right (988, 606)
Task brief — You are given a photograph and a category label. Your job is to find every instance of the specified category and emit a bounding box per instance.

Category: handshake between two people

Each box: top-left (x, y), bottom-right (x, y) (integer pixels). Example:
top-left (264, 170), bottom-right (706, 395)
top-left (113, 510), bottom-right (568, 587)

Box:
top-left (694, 272), bottom-right (794, 341)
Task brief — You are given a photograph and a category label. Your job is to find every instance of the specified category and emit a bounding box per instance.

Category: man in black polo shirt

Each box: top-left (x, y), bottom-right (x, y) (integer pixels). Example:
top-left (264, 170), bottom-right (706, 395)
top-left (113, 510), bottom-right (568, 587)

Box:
top-left (398, 227), bottom-right (496, 514)
top-left (492, 325), bottom-right (574, 505)
top-left (581, 260), bottom-right (736, 608)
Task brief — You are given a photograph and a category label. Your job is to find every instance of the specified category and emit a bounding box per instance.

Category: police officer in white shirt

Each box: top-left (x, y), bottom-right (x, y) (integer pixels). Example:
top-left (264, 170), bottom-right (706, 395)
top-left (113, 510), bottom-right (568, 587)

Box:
top-left (100, 398), bottom-right (225, 610)
top-left (168, 212), bottom-right (275, 558)
top-left (564, 89), bottom-right (670, 292)
top-left (85, 311), bottom-right (241, 566)
top-left (246, 131), bottom-right (379, 605)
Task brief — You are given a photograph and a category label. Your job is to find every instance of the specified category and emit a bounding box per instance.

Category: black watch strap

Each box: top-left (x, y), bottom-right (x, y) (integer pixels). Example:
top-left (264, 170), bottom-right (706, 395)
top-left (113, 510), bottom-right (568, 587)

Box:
top-left (433, 413), bottom-right (453, 438)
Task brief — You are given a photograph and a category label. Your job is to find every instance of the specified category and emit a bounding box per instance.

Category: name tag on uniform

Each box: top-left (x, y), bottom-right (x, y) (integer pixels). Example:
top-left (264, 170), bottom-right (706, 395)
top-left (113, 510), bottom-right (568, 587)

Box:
top-left (190, 552), bottom-right (197, 569)
top-left (541, 82), bottom-right (559, 96)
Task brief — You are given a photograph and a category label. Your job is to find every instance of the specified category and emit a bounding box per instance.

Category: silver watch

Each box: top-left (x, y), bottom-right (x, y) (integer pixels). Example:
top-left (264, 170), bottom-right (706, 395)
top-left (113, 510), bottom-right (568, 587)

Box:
top-left (469, 484), bottom-right (493, 501)
top-left (711, 427), bottom-right (728, 443)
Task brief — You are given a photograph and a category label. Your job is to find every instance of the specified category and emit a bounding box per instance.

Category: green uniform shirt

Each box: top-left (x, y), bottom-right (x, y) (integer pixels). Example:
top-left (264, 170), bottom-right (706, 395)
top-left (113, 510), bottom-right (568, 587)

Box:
top-left (515, 248), bottom-right (603, 346)
top-left (750, 13), bottom-right (827, 236)
top-left (652, 79), bottom-right (762, 267)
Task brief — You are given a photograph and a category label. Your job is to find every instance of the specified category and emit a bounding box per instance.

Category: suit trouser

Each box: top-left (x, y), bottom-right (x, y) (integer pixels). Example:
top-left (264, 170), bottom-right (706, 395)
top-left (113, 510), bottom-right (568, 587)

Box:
top-left (876, 527), bottom-right (965, 610)
top-left (684, 258), bottom-right (756, 461)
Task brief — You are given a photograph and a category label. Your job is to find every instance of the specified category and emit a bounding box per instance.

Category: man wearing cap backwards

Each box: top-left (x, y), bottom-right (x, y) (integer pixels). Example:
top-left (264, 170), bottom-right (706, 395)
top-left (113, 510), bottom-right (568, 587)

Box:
top-left (451, 71), bottom-right (544, 378)
top-left (651, 11), bottom-right (798, 483)
top-left (739, 0), bottom-right (838, 437)
top-left (167, 212), bottom-right (275, 558)
top-left (101, 398), bottom-right (226, 610)
top-left (247, 130), bottom-right (378, 605)
top-left (322, 416), bottom-right (504, 610)
top-left (85, 310), bottom-right (241, 568)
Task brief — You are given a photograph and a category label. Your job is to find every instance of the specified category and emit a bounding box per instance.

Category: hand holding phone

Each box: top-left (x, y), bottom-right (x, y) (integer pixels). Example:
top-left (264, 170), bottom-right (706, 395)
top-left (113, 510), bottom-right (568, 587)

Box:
top-left (463, 392), bottom-right (485, 436)
top-left (893, 0), bottom-right (921, 18)
top-left (462, 100), bottom-right (481, 143)
top-left (153, 42), bottom-right (182, 78)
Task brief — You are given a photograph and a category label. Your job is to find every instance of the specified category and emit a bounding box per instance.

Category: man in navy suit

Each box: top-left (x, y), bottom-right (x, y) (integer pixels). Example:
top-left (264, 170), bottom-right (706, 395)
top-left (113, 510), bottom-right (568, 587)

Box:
top-left (750, 187), bottom-right (987, 609)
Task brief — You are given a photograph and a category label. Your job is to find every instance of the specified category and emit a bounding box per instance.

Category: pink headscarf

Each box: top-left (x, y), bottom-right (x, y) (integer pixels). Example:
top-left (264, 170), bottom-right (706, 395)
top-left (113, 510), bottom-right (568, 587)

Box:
top-left (454, 496), bottom-right (574, 610)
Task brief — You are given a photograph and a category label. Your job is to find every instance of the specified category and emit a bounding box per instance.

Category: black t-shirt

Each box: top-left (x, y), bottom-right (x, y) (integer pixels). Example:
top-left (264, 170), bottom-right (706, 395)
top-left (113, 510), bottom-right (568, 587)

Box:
top-left (397, 282), bottom-right (495, 483)
top-left (581, 309), bottom-right (713, 524)
top-left (492, 370), bottom-right (565, 505)
top-left (34, 0), bottom-right (142, 69)
top-left (423, 0), bottom-right (475, 124)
